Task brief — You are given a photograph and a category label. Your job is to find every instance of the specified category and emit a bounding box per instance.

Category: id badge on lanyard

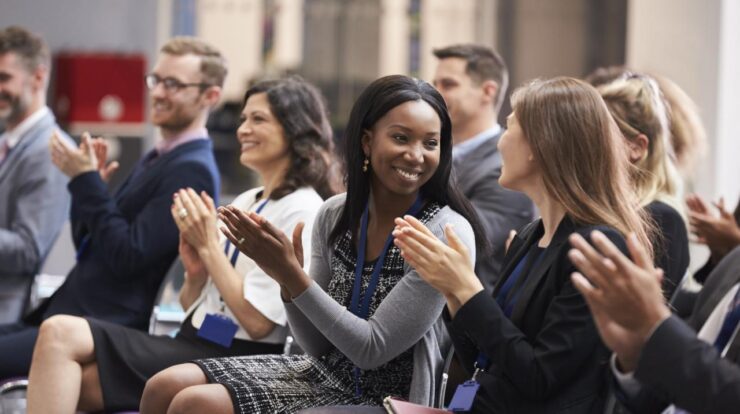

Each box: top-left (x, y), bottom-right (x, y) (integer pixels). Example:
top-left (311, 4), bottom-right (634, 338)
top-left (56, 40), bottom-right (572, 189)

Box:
top-left (447, 353), bottom-right (489, 412)
top-left (349, 195), bottom-right (423, 396)
top-left (197, 198), bottom-right (268, 347)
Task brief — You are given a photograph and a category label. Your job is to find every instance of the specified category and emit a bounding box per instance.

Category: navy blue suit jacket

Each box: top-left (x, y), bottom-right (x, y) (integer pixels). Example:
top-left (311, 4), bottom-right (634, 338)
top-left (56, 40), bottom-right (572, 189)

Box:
top-left (37, 139), bottom-right (220, 330)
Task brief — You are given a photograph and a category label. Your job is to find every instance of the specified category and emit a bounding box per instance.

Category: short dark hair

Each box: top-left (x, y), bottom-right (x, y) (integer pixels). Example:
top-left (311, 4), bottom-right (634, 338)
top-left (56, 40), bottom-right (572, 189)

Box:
top-left (329, 74), bottom-right (487, 253)
top-left (243, 75), bottom-right (341, 200)
top-left (0, 26), bottom-right (50, 72)
top-left (161, 37), bottom-right (228, 88)
top-left (433, 43), bottom-right (508, 112)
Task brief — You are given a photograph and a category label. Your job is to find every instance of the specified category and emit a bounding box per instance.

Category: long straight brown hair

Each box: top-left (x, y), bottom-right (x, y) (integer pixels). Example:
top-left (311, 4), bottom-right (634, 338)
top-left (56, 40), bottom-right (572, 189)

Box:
top-left (511, 77), bottom-right (654, 255)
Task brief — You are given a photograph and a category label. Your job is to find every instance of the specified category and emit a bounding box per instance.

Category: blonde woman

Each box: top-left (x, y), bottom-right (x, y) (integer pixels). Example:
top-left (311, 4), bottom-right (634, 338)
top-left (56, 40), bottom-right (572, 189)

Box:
top-left (597, 73), bottom-right (689, 298)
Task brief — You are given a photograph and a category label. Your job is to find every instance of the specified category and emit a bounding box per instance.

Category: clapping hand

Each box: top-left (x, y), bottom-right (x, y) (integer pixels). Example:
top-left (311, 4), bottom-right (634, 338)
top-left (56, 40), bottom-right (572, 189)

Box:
top-left (49, 131), bottom-right (98, 178)
top-left (217, 205), bottom-right (308, 295)
top-left (687, 194), bottom-right (740, 261)
top-left (171, 188), bottom-right (221, 253)
top-left (568, 231), bottom-right (671, 372)
top-left (90, 137), bottom-right (119, 182)
top-left (392, 215), bottom-right (482, 315)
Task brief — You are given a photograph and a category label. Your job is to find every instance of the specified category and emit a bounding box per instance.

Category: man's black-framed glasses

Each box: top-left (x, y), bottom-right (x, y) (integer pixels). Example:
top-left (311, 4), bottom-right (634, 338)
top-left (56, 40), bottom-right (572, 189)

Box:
top-left (145, 74), bottom-right (210, 92)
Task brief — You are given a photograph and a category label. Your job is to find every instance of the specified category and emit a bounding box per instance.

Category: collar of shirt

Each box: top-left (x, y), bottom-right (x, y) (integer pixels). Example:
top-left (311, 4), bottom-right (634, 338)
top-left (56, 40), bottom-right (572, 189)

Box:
top-left (698, 283), bottom-right (740, 350)
top-left (155, 127), bottom-right (209, 155)
top-left (0, 106), bottom-right (51, 150)
top-left (452, 123), bottom-right (502, 159)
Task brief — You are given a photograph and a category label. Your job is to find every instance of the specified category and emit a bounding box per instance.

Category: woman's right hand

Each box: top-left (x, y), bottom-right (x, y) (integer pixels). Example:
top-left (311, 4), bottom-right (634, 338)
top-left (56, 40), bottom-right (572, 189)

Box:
top-left (178, 233), bottom-right (208, 285)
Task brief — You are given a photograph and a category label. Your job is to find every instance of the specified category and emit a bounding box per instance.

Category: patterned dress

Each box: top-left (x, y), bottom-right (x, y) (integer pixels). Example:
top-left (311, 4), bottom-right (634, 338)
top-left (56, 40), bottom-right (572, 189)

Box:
top-left (194, 202), bottom-right (442, 414)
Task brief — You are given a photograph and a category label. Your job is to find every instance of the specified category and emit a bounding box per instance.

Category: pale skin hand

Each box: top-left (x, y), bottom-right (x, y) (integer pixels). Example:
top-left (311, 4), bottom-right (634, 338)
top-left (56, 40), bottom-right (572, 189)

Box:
top-left (49, 131), bottom-right (98, 178)
top-left (172, 188), bottom-right (276, 338)
top-left (90, 137), bottom-right (119, 182)
top-left (170, 194), bottom-right (209, 309)
top-left (568, 231), bottom-right (671, 372)
top-left (217, 205), bottom-right (309, 299)
top-left (686, 194), bottom-right (740, 262)
top-left (392, 215), bottom-right (483, 317)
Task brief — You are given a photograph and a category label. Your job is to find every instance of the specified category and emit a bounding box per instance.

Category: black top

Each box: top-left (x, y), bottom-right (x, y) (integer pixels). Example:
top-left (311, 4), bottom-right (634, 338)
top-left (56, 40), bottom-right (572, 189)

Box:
top-left (646, 200), bottom-right (689, 299)
top-left (446, 215), bottom-right (628, 413)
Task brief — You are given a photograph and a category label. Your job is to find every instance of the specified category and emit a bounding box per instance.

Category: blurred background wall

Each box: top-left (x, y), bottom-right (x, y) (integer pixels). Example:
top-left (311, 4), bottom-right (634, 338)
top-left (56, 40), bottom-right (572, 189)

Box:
top-left (2, 0), bottom-right (738, 274)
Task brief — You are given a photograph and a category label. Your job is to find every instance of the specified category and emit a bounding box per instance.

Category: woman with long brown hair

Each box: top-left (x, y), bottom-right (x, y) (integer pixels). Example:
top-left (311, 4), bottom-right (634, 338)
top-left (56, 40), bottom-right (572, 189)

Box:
top-left (394, 77), bottom-right (653, 413)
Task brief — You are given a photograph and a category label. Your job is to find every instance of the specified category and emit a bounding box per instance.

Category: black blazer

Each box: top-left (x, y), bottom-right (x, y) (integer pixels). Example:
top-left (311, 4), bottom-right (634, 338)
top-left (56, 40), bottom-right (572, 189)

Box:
top-left (446, 215), bottom-right (627, 413)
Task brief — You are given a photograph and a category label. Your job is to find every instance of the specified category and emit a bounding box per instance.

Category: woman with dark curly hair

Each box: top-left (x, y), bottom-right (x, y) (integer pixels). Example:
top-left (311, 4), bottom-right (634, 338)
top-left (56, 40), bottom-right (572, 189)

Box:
top-left (25, 76), bottom-right (340, 414)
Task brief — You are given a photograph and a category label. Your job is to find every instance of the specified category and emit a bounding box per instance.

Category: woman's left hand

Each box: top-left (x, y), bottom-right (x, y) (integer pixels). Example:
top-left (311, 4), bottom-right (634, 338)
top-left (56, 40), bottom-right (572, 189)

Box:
top-left (393, 215), bottom-right (483, 307)
top-left (217, 205), bottom-right (310, 295)
top-left (171, 188), bottom-right (220, 252)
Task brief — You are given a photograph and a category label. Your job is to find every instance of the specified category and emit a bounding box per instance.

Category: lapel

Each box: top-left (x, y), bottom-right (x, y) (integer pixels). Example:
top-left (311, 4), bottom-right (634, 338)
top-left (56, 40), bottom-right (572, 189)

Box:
top-left (508, 216), bottom-right (578, 325)
top-left (452, 130), bottom-right (502, 191)
top-left (0, 112), bottom-right (55, 186)
top-left (114, 139), bottom-right (209, 203)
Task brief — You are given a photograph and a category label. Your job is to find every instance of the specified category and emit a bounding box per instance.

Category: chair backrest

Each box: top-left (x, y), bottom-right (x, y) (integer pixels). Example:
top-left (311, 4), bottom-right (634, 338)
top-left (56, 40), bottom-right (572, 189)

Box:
top-left (148, 257), bottom-right (186, 335)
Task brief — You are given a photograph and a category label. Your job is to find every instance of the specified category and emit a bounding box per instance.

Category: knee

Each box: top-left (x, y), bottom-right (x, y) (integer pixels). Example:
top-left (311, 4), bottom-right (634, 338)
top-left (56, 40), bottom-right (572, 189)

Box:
top-left (168, 386), bottom-right (227, 414)
top-left (141, 364), bottom-right (206, 414)
top-left (36, 315), bottom-right (87, 352)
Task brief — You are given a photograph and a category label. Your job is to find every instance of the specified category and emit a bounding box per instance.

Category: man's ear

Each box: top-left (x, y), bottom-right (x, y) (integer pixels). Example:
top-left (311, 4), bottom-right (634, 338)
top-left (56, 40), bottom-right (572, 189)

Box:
top-left (481, 80), bottom-right (499, 106)
top-left (31, 64), bottom-right (48, 92)
top-left (202, 85), bottom-right (223, 107)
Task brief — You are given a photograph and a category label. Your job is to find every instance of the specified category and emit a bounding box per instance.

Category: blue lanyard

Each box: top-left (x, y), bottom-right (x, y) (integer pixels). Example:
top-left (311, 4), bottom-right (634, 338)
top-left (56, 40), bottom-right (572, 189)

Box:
top-left (350, 194), bottom-right (424, 396)
top-left (223, 198), bottom-right (269, 266)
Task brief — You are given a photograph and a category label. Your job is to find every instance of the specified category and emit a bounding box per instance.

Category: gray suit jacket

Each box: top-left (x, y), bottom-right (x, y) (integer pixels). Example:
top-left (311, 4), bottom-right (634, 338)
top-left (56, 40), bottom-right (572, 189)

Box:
top-left (452, 131), bottom-right (534, 291)
top-left (0, 110), bottom-right (71, 322)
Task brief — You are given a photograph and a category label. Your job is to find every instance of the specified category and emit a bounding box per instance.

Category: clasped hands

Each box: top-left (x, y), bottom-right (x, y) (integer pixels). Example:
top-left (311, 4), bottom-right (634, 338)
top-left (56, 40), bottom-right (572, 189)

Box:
top-left (50, 131), bottom-right (119, 181)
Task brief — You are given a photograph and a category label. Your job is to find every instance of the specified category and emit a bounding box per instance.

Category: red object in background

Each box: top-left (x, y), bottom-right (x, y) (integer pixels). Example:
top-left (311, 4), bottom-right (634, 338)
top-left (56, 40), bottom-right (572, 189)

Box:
top-left (53, 53), bottom-right (146, 134)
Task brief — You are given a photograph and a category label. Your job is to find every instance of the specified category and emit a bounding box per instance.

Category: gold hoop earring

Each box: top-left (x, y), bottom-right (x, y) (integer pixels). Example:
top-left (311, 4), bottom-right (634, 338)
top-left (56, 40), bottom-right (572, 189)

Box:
top-left (362, 157), bottom-right (370, 172)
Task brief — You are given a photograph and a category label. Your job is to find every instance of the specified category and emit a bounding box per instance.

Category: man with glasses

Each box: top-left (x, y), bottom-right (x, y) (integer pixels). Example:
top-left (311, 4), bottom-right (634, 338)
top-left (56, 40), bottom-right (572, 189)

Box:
top-left (0, 26), bottom-right (72, 324)
top-left (0, 37), bottom-right (224, 378)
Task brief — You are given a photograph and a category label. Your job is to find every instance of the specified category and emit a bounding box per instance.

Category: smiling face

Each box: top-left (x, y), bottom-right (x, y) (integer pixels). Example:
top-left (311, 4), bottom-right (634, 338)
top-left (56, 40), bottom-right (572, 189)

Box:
top-left (148, 53), bottom-right (210, 134)
top-left (498, 112), bottom-right (538, 192)
top-left (0, 52), bottom-right (38, 128)
top-left (362, 100), bottom-right (441, 198)
top-left (433, 57), bottom-right (487, 136)
top-left (236, 92), bottom-right (290, 174)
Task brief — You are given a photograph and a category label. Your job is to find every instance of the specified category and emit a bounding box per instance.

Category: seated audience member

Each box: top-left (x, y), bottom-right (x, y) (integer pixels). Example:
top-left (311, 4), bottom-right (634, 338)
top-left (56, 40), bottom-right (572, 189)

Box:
top-left (139, 75), bottom-right (485, 413)
top-left (25, 77), bottom-right (339, 414)
top-left (432, 44), bottom-right (534, 290)
top-left (0, 26), bottom-right (72, 323)
top-left (568, 231), bottom-right (740, 414)
top-left (392, 77), bottom-right (652, 413)
top-left (687, 194), bottom-right (740, 283)
top-left (0, 36), bottom-right (224, 378)
top-left (586, 66), bottom-right (707, 178)
top-left (595, 73), bottom-right (689, 298)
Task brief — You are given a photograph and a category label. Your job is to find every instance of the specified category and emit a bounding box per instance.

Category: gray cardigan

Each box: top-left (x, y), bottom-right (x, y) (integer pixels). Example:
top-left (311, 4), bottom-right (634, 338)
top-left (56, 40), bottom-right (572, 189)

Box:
top-left (285, 193), bottom-right (476, 406)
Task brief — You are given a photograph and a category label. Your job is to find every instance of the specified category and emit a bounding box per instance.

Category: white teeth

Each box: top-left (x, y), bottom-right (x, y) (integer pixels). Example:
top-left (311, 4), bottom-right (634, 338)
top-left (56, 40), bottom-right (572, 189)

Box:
top-left (241, 142), bottom-right (258, 151)
top-left (395, 168), bottom-right (420, 180)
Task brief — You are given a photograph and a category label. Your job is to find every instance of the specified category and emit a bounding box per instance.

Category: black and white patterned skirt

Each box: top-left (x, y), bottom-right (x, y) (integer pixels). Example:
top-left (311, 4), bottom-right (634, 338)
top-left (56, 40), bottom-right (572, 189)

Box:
top-left (194, 354), bottom-right (376, 414)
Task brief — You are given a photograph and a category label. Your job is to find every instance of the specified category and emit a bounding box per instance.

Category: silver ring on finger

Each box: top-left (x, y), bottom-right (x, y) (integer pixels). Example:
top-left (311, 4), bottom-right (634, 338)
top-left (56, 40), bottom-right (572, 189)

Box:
top-left (178, 208), bottom-right (189, 219)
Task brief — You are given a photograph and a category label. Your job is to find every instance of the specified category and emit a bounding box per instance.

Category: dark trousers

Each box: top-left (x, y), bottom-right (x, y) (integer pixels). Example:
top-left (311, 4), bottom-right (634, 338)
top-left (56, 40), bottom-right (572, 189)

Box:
top-left (0, 322), bottom-right (39, 379)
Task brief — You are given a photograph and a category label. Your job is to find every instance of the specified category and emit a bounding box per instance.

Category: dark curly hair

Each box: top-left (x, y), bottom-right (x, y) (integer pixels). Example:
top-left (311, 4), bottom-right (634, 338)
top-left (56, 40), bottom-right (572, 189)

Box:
top-left (243, 76), bottom-right (342, 200)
